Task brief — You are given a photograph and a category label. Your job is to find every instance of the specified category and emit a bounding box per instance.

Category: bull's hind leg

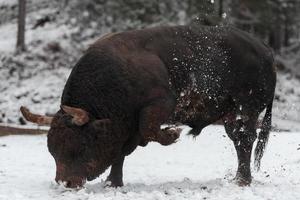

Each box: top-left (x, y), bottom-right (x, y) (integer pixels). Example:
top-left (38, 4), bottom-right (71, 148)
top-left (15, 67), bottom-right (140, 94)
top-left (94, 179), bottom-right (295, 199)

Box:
top-left (223, 112), bottom-right (258, 186)
top-left (139, 96), bottom-right (181, 146)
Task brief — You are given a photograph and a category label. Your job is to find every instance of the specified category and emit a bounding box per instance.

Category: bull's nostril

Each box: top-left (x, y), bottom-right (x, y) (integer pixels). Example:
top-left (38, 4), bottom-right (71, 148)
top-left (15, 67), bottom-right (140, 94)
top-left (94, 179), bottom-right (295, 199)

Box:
top-left (56, 177), bottom-right (85, 188)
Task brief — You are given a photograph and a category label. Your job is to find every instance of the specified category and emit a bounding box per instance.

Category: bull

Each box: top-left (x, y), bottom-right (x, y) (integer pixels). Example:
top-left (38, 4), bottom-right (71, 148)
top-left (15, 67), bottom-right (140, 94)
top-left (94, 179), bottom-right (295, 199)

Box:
top-left (21, 24), bottom-right (276, 188)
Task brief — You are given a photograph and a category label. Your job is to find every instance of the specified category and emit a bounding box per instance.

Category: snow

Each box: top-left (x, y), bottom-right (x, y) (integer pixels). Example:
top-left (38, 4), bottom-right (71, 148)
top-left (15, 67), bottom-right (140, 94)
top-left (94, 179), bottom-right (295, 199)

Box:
top-left (0, 67), bottom-right (70, 123)
top-left (273, 72), bottom-right (300, 122)
top-left (0, 125), bottom-right (300, 200)
top-left (0, 23), bottom-right (16, 53)
top-left (0, 12), bottom-right (77, 54)
top-left (0, 0), bottom-right (17, 6)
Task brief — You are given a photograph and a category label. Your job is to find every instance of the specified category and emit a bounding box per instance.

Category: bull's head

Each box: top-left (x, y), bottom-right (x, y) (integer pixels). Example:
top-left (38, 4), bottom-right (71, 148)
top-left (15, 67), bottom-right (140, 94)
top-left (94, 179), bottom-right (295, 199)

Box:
top-left (20, 106), bottom-right (121, 188)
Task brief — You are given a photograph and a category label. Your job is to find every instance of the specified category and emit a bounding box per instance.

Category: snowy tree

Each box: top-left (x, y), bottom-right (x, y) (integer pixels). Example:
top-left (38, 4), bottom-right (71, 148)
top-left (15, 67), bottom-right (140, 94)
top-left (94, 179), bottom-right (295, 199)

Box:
top-left (229, 0), bottom-right (300, 52)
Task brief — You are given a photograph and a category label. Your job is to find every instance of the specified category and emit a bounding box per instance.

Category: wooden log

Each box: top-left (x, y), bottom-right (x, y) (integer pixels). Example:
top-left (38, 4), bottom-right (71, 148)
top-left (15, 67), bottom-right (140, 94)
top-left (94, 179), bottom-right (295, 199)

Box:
top-left (0, 124), bottom-right (48, 137)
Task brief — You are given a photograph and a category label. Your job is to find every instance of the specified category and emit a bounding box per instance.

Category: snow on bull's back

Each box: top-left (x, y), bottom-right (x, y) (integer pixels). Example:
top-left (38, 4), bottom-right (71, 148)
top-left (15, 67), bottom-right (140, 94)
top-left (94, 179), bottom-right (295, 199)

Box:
top-left (0, 125), bottom-right (300, 200)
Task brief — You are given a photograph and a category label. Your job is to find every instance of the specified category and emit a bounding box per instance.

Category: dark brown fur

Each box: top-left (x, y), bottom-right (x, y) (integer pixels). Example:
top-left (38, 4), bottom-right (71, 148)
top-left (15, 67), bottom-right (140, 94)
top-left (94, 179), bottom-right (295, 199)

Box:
top-left (47, 24), bottom-right (276, 188)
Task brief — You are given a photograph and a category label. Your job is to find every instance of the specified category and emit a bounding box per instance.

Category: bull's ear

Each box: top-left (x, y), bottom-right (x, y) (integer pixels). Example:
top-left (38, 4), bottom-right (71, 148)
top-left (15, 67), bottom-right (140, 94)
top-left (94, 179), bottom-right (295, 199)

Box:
top-left (91, 119), bottom-right (112, 133)
top-left (61, 105), bottom-right (89, 126)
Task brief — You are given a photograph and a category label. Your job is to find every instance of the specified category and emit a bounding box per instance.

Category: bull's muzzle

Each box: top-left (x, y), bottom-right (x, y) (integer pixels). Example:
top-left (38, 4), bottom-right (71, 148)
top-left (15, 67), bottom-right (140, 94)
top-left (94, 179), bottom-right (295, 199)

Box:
top-left (55, 162), bottom-right (86, 188)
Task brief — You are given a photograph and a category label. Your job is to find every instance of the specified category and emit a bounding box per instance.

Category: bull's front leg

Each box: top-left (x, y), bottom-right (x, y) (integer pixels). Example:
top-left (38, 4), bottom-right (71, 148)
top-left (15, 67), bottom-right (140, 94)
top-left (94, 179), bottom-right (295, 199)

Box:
top-left (105, 156), bottom-right (125, 187)
top-left (139, 97), bottom-right (182, 146)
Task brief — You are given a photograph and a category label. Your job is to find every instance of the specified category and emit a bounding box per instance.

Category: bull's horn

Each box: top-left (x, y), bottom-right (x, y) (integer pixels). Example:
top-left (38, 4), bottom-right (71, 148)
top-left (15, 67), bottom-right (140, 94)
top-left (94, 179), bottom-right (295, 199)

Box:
top-left (20, 106), bottom-right (53, 126)
top-left (61, 105), bottom-right (89, 126)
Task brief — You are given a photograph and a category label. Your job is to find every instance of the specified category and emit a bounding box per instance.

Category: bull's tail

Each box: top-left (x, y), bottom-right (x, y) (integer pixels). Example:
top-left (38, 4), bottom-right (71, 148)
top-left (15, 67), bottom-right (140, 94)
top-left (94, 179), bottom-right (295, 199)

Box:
top-left (254, 100), bottom-right (273, 171)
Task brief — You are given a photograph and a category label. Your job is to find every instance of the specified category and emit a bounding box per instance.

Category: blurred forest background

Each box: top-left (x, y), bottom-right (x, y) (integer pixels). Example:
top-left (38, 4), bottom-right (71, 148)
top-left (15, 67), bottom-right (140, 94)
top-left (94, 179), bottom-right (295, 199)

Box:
top-left (0, 0), bottom-right (300, 130)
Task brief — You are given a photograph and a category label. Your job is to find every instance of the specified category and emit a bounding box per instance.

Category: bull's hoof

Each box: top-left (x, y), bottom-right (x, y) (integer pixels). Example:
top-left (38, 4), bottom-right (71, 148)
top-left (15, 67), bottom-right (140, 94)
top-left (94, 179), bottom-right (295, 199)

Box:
top-left (233, 176), bottom-right (252, 187)
top-left (159, 127), bottom-right (181, 146)
top-left (105, 176), bottom-right (124, 188)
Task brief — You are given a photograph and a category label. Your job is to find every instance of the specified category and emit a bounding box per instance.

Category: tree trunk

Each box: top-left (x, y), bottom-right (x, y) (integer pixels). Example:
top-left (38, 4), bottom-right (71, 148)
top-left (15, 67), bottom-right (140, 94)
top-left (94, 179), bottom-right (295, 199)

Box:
top-left (283, 11), bottom-right (289, 47)
top-left (269, 25), bottom-right (282, 53)
top-left (16, 0), bottom-right (26, 52)
top-left (219, 0), bottom-right (223, 17)
top-left (284, 20), bottom-right (289, 47)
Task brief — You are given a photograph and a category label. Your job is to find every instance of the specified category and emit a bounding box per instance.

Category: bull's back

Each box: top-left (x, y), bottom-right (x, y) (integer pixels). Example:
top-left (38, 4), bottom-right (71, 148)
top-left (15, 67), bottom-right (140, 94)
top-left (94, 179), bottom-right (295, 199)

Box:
top-left (65, 25), bottom-right (276, 122)
top-left (99, 25), bottom-right (276, 111)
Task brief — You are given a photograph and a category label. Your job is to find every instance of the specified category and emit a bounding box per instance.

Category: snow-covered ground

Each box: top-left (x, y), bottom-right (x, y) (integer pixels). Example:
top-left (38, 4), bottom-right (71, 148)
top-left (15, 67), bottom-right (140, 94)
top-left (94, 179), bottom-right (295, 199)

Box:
top-left (0, 126), bottom-right (299, 200)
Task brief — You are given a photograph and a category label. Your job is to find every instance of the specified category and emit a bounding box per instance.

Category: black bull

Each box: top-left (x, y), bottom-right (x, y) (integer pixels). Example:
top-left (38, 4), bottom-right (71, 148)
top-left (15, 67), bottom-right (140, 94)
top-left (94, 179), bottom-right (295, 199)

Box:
top-left (21, 25), bottom-right (276, 188)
